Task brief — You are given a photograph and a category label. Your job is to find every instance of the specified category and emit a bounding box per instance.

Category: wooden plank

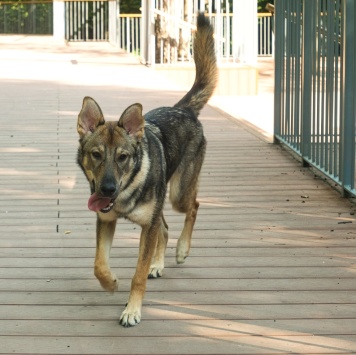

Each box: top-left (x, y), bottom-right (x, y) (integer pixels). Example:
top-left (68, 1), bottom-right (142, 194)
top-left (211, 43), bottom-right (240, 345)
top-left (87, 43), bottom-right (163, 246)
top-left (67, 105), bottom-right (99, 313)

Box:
top-left (2, 208), bottom-right (354, 219)
top-left (0, 234), bottom-right (355, 247)
top-left (1, 216), bottom-right (355, 229)
top-left (0, 256), bottom-right (353, 268)
top-left (0, 335), bottom-right (355, 354)
top-left (0, 290), bottom-right (355, 306)
top-left (0, 278), bottom-right (355, 292)
top-left (0, 304), bottom-right (355, 321)
top-left (1, 319), bottom-right (355, 337)
top-left (0, 266), bottom-right (354, 280)
top-left (1, 246), bottom-right (356, 258)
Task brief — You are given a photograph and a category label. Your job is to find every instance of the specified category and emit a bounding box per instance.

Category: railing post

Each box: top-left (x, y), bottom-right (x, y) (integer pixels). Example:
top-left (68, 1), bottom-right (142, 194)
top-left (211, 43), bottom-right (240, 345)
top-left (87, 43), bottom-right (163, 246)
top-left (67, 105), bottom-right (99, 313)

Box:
top-left (141, 0), bottom-right (155, 66)
top-left (301, 0), bottom-right (313, 165)
top-left (140, 0), bottom-right (148, 64)
top-left (109, 0), bottom-right (120, 45)
top-left (340, 0), bottom-right (356, 196)
top-left (273, 0), bottom-right (284, 143)
top-left (53, 0), bottom-right (65, 40)
top-left (233, 0), bottom-right (257, 64)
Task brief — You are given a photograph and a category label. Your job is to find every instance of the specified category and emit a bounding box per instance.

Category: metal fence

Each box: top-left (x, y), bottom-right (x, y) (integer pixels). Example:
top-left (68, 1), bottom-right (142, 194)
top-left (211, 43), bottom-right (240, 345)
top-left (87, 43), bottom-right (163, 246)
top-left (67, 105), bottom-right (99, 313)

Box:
top-left (0, 1), bottom-right (273, 56)
top-left (0, 0), bottom-right (53, 34)
top-left (274, 0), bottom-right (356, 196)
top-left (258, 13), bottom-right (273, 56)
top-left (65, 0), bottom-right (109, 41)
top-left (119, 14), bottom-right (141, 55)
top-left (119, 12), bottom-right (273, 62)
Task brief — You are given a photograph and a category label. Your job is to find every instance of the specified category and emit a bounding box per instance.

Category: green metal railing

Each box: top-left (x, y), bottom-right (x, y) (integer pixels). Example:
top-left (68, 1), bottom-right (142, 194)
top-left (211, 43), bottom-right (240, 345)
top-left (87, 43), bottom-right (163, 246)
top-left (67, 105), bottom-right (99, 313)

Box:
top-left (274, 0), bottom-right (356, 197)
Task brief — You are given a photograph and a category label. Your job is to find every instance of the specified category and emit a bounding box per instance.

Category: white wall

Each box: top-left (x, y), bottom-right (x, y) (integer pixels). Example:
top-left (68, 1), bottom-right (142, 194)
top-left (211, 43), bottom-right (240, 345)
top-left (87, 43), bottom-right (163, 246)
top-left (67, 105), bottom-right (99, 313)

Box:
top-left (233, 0), bottom-right (258, 64)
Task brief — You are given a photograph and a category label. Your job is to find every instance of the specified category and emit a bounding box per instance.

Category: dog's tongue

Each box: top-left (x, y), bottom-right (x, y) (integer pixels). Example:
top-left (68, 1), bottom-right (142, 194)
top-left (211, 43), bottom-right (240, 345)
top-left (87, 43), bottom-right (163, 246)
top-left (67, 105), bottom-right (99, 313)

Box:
top-left (88, 192), bottom-right (111, 212)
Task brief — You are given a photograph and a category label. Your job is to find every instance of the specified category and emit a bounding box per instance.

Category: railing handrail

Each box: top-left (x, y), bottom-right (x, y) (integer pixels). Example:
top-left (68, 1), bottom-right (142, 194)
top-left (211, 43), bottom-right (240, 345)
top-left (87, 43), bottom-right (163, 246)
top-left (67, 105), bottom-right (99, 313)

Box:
top-left (119, 11), bottom-right (274, 61)
top-left (118, 12), bottom-right (273, 18)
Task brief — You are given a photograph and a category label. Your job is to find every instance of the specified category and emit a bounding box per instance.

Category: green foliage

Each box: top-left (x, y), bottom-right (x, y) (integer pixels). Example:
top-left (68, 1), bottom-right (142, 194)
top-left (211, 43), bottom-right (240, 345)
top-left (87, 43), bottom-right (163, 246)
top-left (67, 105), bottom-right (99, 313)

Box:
top-left (0, 0), bottom-right (53, 34)
top-left (120, 0), bottom-right (141, 14)
top-left (258, 0), bottom-right (274, 13)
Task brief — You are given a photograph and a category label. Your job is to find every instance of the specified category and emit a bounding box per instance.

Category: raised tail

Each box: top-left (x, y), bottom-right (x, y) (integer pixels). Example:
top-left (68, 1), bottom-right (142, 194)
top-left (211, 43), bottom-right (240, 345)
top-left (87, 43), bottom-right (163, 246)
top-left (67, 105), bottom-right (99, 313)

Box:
top-left (174, 13), bottom-right (218, 117)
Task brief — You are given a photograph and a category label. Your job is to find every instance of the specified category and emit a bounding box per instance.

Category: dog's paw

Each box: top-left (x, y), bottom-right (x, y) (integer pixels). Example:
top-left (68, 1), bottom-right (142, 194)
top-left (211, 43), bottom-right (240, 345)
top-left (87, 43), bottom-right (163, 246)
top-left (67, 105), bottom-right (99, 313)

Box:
top-left (176, 253), bottom-right (188, 264)
top-left (176, 240), bottom-right (189, 264)
top-left (119, 307), bottom-right (141, 327)
top-left (96, 271), bottom-right (119, 293)
top-left (148, 262), bottom-right (164, 279)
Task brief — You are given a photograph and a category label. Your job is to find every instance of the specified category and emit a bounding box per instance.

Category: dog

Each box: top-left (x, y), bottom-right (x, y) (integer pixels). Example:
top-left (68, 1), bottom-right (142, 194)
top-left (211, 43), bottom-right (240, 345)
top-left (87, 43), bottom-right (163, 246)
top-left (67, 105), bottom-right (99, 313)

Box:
top-left (76, 13), bottom-right (218, 327)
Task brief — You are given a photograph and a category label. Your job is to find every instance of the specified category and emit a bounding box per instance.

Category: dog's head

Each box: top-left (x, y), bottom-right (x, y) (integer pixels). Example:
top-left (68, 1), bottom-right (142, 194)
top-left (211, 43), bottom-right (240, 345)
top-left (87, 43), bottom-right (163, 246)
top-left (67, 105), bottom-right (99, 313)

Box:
top-left (77, 97), bottom-right (144, 213)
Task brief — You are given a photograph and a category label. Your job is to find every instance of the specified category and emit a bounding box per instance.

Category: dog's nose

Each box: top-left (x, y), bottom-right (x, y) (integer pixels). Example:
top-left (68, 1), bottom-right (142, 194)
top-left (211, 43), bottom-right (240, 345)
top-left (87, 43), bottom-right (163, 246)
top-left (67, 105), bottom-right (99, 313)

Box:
top-left (100, 181), bottom-right (116, 197)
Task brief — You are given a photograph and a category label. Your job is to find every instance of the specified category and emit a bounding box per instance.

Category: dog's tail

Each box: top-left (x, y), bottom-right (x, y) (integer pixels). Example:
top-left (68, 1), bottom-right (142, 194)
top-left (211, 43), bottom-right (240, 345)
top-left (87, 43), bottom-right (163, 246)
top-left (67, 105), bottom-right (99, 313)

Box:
top-left (174, 13), bottom-right (218, 117)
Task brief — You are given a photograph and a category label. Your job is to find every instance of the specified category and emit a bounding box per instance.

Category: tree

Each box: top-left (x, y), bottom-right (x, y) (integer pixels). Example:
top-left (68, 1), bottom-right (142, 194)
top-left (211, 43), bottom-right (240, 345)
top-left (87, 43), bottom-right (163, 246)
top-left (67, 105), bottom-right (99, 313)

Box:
top-left (258, 0), bottom-right (274, 13)
top-left (120, 0), bottom-right (140, 14)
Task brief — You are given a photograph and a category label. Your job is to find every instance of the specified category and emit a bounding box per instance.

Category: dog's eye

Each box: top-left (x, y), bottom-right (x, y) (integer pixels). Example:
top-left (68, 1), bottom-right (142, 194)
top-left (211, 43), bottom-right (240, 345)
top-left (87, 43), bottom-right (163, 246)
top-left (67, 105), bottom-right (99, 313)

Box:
top-left (92, 151), bottom-right (102, 160)
top-left (118, 154), bottom-right (128, 162)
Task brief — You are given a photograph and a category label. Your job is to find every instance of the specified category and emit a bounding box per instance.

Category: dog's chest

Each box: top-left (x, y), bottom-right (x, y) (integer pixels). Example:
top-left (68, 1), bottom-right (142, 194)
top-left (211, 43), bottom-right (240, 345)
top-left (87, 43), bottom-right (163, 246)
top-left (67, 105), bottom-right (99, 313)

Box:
top-left (125, 199), bottom-right (157, 225)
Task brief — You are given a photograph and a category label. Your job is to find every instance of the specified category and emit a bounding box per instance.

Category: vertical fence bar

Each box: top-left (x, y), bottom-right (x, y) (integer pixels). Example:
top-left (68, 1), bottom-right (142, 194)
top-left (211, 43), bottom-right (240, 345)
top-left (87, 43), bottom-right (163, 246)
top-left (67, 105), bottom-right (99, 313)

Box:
top-left (226, 3), bottom-right (230, 61)
top-left (294, 0), bottom-right (301, 151)
top-left (131, 17), bottom-right (135, 52)
top-left (78, 1), bottom-right (82, 39)
top-left (301, 0), bottom-right (313, 163)
top-left (121, 16), bottom-right (125, 49)
top-left (333, 0), bottom-right (340, 177)
top-left (315, 0), bottom-right (321, 166)
top-left (311, 0), bottom-right (317, 164)
top-left (273, 0), bottom-right (284, 142)
top-left (85, 1), bottom-right (88, 40)
top-left (285, 1), bottom-right (291, 144)
top-left (101, 1), bottom-right (104, 40)
top-left (135, 17), bottom-right (140, 54)
top-left (340, 0), bottom-right (355, 195)
top-left (290, 1), bottom-right (295, 147)
top-left (326, 0), bottom-right (334, 174)
top-left (125, 16), bottom-right (129, 52)
top-left (72, 1), bottom-right (75, 40)
top-left (322, 0), bottom-right (327, 168)
top-left (93, 1), bottom-right (96, 40)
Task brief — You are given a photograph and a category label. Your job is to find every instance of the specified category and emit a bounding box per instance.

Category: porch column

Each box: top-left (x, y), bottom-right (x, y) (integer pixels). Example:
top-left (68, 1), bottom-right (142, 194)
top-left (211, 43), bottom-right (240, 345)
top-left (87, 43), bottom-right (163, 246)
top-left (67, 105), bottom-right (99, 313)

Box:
top-left (141, 0), bottom-right (155, 65)
top-left (109, 0), bottom-right (120, 45)
top-left (233, 0), bottom-right (257, 64)
top-left (53, 0), bottom-right (65, 40)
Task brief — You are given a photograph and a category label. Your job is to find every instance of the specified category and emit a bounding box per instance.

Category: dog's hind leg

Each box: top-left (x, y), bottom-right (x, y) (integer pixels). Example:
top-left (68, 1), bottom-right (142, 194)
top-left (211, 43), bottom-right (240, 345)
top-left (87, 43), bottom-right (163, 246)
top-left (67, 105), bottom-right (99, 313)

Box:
top-left (170, 148), bottom-right (204, 264)
top-left (149, 214), bottom-right (168, 278)
top-left (175, 199), bottom-right (199, 264)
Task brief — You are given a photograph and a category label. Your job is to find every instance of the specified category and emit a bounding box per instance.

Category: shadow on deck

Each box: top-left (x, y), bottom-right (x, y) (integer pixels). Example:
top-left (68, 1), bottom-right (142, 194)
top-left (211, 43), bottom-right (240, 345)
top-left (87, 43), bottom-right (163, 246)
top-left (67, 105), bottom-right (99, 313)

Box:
top-left (0, 37), bottom-right (355, 354)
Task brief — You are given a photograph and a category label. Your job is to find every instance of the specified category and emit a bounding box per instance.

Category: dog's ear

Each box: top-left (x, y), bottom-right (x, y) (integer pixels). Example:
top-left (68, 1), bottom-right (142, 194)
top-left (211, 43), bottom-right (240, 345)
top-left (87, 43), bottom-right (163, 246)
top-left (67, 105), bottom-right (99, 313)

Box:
top-left (118, 103), bottom-right (144, 140)
top-left (77, 97), bottom-right (105, 138)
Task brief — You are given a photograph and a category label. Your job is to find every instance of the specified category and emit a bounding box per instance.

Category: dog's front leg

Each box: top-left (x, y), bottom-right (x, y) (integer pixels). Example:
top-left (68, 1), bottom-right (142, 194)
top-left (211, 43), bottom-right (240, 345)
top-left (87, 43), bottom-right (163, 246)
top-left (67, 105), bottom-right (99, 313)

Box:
top-left (119, 223), bottom-right (159, 327)
top-left (94, 217), bottom-right (118, 293)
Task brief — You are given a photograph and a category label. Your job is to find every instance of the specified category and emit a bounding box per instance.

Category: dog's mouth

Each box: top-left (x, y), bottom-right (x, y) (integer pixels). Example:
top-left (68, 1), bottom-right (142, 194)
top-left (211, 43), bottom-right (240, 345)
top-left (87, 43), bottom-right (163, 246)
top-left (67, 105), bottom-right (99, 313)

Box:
top-left (88, 192), bottom-right (115, 213)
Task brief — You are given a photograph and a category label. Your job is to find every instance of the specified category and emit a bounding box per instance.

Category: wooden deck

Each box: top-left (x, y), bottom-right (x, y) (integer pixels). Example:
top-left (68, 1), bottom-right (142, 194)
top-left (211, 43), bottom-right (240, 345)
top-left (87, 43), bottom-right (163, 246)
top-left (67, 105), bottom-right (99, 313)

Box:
top-left (0, 37), bottom-right (356, 354)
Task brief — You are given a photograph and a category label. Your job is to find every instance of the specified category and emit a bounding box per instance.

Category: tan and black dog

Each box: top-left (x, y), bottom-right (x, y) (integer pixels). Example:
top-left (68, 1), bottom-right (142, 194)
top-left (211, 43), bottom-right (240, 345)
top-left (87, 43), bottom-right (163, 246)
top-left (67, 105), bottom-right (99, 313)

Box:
top-left (76, 13), bottom-right (218, 327)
